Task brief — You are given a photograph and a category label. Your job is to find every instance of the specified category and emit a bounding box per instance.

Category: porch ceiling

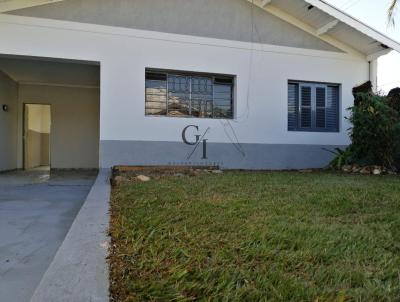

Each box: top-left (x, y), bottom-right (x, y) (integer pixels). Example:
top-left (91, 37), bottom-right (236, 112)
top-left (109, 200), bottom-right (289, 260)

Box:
top-left (0, 56), bottom-right (100, 88)
top-left (0, 0), bottom-right (64, 13)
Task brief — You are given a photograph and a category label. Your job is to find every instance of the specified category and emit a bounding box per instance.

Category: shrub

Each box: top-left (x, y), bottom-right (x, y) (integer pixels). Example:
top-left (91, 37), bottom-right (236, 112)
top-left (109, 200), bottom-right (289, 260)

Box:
top-left (352, 81), bottom-right (372, 107)
top-left (327, 147), bottom-right (353, 170)
top-left (388, 88), bottom-right (400, 169)
top-left (387, 88), bottom-right (400, 113)
top-left (348, 93), bottom-right (400, 168)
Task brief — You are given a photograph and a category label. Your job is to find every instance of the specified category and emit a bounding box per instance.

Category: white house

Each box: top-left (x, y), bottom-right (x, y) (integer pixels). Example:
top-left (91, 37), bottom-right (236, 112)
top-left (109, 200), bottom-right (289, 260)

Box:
top-left (0, 0), bottom-right (399, 171)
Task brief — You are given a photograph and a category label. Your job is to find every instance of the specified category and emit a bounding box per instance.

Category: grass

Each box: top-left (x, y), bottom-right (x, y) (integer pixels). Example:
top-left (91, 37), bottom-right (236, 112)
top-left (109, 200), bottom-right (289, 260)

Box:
top-left (109, 171), bottom-right (400, 301)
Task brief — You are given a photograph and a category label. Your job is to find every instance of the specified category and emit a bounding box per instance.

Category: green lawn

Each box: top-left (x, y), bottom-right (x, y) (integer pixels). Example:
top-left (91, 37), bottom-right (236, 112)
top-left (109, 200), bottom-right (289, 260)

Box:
top-left (109, 171), bottom-right (400, 302)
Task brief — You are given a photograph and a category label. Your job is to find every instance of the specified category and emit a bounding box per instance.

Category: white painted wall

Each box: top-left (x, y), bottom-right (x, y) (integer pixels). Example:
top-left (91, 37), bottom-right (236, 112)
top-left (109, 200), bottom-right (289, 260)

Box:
top-left (0, 14), bottom-right (370, 168)
top-left (18, 84), bottom-right (100, 169)
top-left (0, 70), bottom-right (18, 171)
top-left (100, 46), bottom-right (367, 146)
top-left (7, 0), bottom-right (340, 53)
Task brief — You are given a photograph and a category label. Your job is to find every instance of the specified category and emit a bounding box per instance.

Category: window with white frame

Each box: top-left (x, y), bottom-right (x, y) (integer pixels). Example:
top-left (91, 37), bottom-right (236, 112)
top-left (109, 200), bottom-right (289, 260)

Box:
top-left (145, 69), bottom-right (234, 119)
top-left (288, 81), bottom-right (340, 132)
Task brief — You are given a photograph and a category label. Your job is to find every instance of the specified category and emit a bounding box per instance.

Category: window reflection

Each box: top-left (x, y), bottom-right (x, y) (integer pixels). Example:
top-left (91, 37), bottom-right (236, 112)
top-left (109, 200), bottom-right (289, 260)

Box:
top-left (145, 70), bottom-right (234, 119)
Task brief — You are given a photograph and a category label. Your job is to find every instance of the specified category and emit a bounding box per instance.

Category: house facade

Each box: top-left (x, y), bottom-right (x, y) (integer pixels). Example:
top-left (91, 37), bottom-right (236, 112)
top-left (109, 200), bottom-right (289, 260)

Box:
top-left (0, 0), bottom-right (399, 171)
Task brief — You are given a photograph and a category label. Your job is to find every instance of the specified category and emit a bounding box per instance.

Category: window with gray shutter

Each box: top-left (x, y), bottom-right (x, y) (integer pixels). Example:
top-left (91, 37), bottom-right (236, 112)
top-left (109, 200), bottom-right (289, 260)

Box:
top-left (288, 81), bottom-right (340, 132)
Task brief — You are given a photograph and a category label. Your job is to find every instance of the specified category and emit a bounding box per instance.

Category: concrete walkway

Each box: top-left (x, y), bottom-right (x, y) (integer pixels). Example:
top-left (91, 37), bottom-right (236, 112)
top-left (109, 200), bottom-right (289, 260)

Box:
top-left (0, 170), bottom-right (97, 302)
top-left (30, 169), bottom-right (110, 302)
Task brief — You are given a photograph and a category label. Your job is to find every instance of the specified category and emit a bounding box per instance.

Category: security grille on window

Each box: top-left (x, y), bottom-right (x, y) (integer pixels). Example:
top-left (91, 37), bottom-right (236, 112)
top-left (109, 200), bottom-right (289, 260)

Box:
top-left (145, 70), bottom-right (234, 119)
top-left (288, 81), bottom-right (340, 132)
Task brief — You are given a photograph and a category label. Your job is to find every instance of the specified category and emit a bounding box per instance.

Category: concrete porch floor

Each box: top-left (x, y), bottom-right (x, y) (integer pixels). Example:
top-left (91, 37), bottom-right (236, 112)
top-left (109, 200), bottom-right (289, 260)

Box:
top-left (0, 170), bottom-right (97, 302)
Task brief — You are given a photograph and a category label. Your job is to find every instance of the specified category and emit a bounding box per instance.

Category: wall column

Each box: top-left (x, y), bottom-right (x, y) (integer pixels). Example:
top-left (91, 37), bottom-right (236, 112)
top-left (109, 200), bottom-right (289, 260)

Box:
top-left (369, 59), bottom-right (378, 93)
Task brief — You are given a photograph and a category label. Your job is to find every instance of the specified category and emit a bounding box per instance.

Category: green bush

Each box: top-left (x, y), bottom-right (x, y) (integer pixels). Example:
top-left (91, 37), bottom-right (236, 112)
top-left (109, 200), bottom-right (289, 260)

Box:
top-left (327, 147), bottom-right (353, 170)
top-left (387, 88), bottom-right (400, 113)
top-left (348, 93), bottom-right (400, 168)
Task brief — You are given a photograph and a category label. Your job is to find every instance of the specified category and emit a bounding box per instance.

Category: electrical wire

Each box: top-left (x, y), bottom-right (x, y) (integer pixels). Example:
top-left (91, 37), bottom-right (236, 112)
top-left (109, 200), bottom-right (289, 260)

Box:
top-left (235, 0), bottom-right (255, 121)
top-left (341, 0), bottom-right (362, 11)
top-left (219, 120), bottom-right (246, 157)
top-left (378, 80), bottom-right (400, 87)
top-left (218, 0), bottom-right (260, 158)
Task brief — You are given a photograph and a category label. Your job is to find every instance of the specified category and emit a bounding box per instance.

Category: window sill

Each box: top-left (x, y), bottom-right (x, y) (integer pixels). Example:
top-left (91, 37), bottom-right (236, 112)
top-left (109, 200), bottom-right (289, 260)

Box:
top-left (288, 129), bottom-right (340, 133)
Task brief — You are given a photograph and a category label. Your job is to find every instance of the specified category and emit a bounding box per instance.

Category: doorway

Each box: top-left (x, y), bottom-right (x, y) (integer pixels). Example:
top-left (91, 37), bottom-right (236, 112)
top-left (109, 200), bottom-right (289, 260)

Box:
top-left (24, 104), bottom-right (51, 171)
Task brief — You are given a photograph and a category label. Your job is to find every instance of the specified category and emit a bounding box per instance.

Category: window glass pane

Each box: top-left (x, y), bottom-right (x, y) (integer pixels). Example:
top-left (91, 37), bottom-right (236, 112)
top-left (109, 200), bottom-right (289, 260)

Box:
top-left (191, 76), bottom-right (213, 118)
top-left (168, 75), bottom-right (190, 117)
top-left (145, 73), bottom-right (167, 115)
top-left (146, 73), bottom-right (167, 81)
top-left (214, 84), bottom-right (233, 118)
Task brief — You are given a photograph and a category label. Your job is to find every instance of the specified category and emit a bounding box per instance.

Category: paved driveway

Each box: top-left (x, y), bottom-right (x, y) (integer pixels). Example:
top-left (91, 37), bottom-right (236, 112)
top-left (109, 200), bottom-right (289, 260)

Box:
top-left (0, 170), bottom-right (97, 302)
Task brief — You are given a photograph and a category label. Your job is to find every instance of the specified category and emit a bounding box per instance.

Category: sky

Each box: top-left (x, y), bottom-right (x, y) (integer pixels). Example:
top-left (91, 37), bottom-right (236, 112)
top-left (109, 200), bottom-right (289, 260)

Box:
top-left (324, 0), bottom-right (400, 93)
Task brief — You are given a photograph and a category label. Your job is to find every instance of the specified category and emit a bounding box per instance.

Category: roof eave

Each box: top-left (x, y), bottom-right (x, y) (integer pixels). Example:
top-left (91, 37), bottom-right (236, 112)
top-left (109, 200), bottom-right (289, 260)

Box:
top-left (305, 0), bottom-right (400, 54)
top-left (248, 0), bottom-right (366, 59)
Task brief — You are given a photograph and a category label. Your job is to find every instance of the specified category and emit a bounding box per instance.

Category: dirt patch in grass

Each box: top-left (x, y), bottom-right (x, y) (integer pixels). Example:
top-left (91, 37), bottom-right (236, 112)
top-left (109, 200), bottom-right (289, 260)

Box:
top-left (111, 166), bottom-right (222, 185)
top-left (109, 171), bottom-right (400, 301)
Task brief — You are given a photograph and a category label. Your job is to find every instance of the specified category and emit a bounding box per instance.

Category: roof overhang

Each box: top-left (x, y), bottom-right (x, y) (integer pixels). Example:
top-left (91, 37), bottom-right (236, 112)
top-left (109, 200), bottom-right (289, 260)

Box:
top-left (0, 0), bottom-right (63, 13)
top-left (2, 0), bottom-right (399, 61)
top-left (248, 0), bottom-right (400, 60)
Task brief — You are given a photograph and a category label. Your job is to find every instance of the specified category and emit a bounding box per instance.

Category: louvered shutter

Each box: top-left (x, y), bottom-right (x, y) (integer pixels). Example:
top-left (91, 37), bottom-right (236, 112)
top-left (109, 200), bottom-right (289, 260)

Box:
top-left (326, 86), bottom-right (339, 131)
top-left (315, 86), bottom-right (327, 129)
top-left (300, 85), bottom-right (312, 128)
top-left (288, 83), bottom-right (299, 131)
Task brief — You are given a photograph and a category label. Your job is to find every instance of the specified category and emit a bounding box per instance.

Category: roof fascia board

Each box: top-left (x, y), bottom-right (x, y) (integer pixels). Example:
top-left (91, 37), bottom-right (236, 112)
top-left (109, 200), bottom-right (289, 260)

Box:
top-left (305, 0), bottom-right (400, 53)
top-left (366, 49), bottom-right (392, 61)
top-left (247, 0), bottom-right (365, 59)
top-left (0, 0), bottom-right (63, 13)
